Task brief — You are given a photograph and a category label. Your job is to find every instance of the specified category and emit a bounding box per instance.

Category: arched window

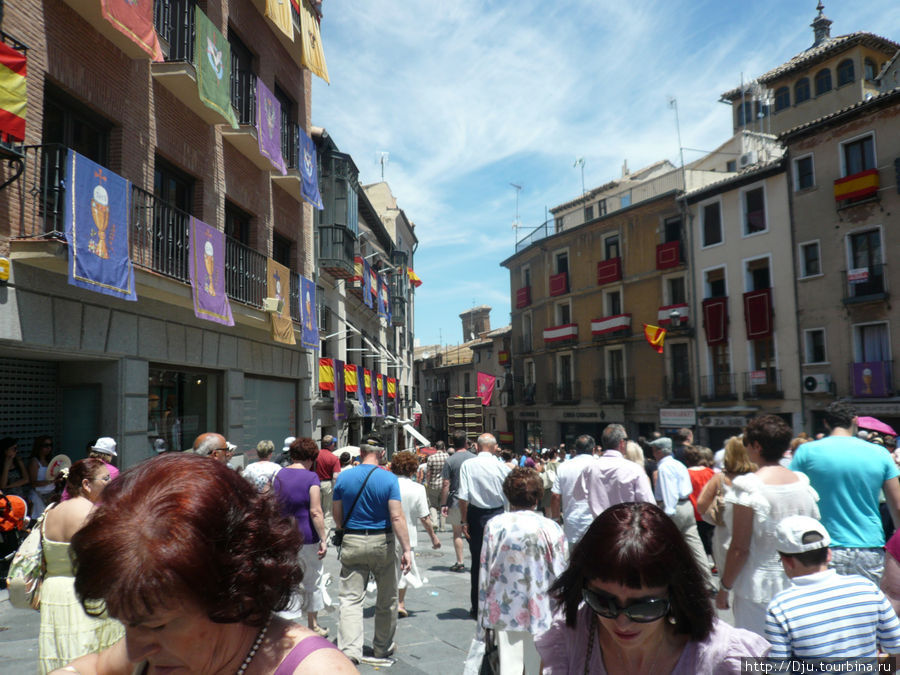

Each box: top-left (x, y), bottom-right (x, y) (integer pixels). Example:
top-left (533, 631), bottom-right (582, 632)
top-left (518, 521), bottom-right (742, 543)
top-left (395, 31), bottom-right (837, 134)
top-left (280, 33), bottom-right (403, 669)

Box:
top-left (774, 86), bottom-right (790, 112)
top-left (795, 78), bottom-right (811, 104)
top-left (837, 59), bottom-right (855, 86)
top-left (864, 58), bottom-right (878, 81)
top-left (736, 101), bottom-right (754, 126)
top-left (815, 68), bottom-right (832, 95)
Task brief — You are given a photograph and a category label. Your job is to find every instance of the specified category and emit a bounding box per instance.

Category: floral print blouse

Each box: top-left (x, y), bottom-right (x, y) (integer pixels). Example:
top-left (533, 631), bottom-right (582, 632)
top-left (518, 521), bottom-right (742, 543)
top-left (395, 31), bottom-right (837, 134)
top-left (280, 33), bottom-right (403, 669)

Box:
top-left (477, 509), bottom-right (569, 638)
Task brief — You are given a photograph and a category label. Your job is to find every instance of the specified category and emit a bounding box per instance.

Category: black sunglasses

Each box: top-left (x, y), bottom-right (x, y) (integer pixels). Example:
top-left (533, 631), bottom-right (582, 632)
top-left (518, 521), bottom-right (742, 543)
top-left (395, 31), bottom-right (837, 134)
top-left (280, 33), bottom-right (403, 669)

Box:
top-left (582, 588), bottom-right (670, 623)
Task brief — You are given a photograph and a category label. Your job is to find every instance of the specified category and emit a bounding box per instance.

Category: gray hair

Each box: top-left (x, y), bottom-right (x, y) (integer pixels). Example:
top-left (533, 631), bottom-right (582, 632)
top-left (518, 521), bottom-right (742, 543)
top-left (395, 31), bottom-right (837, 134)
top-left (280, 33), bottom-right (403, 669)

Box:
top-left (476, 433), bottom-right (497, 450)
top-left (601, 424), bottom-right (627, 451)
top-left (256, 440), bottom-right (275, 457)
top-left (195, 435), bottom-right (223, 457)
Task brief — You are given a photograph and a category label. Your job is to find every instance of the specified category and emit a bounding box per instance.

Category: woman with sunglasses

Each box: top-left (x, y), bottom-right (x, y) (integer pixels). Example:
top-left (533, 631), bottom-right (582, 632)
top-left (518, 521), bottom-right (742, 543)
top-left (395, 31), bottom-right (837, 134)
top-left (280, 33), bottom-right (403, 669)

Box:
top-left (537, 502), bottom-right (768, 673)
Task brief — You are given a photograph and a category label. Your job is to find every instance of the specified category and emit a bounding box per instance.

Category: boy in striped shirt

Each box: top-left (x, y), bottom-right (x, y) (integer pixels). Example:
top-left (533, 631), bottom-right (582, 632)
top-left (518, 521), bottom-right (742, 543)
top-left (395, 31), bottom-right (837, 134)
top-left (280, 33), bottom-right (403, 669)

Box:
top-left (766, 515), bottom-right (900, 660)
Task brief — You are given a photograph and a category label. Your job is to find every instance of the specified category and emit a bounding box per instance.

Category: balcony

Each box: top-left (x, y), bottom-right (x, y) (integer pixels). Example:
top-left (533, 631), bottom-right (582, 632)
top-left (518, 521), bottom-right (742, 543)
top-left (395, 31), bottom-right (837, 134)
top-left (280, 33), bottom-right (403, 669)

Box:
top-left (318, 225), bottom-right (356, 280)
top-left (515, 220), bottom-right (551, 253)
top-left (271, 121), bottom-right (305, 201)
top-left (62, 0), bottom-right (161, 59)
top-left (591, 314), bottom-right (631, 341)
top-left (13, 144), bottom-right (304, 318)
top-left (597, 257), bottom-right (622, 285)
top-left (221, 70), bottom-right (279, 171)
top-left (834, 168), bottom-right (879, 206)
top-left (547, 380), bottom-right (581, 404)
top-left (543, 323), bottom-right (578, 347)
top-left (514, 382), bottom-right (537, 405)
top-left (593, 377), bottom-right (633, 402)
top-left (516, 285), bottom-right (532, 308)
top-left (843, 265), bottom-right (888, 304)
top-left (151, 2), bottom-right (238, 127)
top-left (851, 361), bottom-right (893, 398)
top-left (430, 390), bottom-right (450, 406)
top-left (665, 374), bottom-right (692, 402)
top-left (390, 295), bottom-right (406, 327)
top-left (656, 240), bottom-right (682, 270)
top-left (549, 271), bottom-right (568, 296)
top-left (743, 369), bottom-right (783, 399)
top-left (700, 373), bottom-right (738, 402)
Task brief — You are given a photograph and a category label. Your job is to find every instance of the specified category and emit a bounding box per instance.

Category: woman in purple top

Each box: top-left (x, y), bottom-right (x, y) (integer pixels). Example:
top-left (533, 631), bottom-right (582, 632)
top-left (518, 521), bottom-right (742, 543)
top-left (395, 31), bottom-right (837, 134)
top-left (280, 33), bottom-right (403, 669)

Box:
top-left (273, 437), bottom-right (329, 638)
top-left (536, 502), bottom-right (769, 674)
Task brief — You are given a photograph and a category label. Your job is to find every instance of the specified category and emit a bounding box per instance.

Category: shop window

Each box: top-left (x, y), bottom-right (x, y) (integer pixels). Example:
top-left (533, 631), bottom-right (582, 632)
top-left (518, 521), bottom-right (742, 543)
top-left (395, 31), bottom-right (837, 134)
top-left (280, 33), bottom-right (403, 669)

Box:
top-left (148, 368), bottom-right (220, 454)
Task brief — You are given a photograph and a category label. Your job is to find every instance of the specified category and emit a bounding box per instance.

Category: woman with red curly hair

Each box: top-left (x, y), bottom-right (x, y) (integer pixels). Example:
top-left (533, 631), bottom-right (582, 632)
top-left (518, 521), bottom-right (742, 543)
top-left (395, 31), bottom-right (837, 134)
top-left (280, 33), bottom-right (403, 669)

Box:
top-left (53, 453), bottom-right (356, 674)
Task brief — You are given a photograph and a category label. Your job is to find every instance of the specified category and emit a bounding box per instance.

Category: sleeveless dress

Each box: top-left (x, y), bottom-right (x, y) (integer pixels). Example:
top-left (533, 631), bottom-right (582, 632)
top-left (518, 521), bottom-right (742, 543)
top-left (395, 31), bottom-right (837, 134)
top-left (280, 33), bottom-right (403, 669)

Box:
top-left (38, 537), bottom-right (125, 675)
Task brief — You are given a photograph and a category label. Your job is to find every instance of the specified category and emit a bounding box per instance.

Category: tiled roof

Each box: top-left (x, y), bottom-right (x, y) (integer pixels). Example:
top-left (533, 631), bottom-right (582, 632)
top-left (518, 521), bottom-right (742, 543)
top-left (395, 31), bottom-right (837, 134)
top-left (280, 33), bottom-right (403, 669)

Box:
top-left (779, 86), bottom-right (900, 141)
top-left (686, 157), bottom-right (785, 201)
top-left (721, 33), bottom-right (900, 101)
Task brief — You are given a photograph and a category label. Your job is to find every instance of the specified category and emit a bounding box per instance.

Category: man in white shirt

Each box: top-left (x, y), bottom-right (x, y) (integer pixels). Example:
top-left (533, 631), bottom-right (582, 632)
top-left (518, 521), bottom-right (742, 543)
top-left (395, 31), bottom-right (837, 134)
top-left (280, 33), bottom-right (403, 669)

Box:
top-left (575, 424), bottom-right (654, 517)
top-left (457, 432), bottom-right (510, 616)
top-left (550, 434), bottom-right (597, 548)
top-left (651, 436), bottom-right (713, 590)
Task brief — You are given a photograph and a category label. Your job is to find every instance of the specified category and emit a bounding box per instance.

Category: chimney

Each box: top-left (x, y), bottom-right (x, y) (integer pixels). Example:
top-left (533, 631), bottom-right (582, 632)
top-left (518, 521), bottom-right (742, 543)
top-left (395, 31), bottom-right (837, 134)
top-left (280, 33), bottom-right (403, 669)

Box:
top-left (811, 2), bottom-right (832, 47)
top-left (622, 159), bottom-right (630, 177)
top-left (459, 306), bottom-right (492, 342)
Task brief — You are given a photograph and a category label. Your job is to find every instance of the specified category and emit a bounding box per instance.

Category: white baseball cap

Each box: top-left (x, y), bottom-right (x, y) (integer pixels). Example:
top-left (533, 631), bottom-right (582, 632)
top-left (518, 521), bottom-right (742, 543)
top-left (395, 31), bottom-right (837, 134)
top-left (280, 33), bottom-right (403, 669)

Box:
top-left (91, 437), bottom-right (118, 457)
top-left (775, 515), bottom-right (830, 554)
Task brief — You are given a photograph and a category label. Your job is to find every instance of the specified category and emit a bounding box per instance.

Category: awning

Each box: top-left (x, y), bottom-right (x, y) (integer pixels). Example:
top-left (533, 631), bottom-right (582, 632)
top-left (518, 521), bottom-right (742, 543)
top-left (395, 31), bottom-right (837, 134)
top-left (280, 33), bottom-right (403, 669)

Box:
top-left (402, 423), bottom-right (430, 446)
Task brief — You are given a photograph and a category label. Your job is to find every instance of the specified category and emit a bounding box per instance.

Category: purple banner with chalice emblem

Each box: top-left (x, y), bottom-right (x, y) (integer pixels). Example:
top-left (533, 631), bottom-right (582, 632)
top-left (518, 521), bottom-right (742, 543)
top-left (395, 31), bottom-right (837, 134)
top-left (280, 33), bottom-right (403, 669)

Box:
top-left (256, 78), bottom-right (286, 176)
top-left (189, 217), bottom-right (234, 326)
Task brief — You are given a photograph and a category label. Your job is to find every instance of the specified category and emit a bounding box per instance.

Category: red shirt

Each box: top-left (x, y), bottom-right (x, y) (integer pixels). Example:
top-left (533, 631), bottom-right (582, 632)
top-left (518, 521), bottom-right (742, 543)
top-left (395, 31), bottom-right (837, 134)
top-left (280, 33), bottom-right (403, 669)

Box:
top-left (688, 466), bottom-right (716, 521)
top-left (315, 448), bottom-right (341, 481)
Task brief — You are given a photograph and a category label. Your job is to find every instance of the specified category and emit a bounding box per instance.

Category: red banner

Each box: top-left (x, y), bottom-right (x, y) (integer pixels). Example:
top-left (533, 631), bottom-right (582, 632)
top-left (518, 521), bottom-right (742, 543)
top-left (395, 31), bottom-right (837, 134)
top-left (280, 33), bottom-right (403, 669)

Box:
top-left (477, 372), bottom-right (496, 406)
top-left (702, 297), bottom-right (729, 345)
top-left (596, 257), bottom-right (622, 285)
top-left (549, 271), bottom-right (568, 296)
top-left (101, 0), bottom-right (163, 61)
top-left (515, 286), bottom-right (531, 308)
top-left (656, 241), bottom-right (681, 270)
top-left (743, 288), bottom-right (773, 341)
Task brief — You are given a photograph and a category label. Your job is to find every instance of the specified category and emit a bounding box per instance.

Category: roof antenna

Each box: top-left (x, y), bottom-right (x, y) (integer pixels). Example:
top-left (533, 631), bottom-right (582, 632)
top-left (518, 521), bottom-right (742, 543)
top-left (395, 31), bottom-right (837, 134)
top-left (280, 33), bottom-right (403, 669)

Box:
top-left (378, 151), bottom-right (389, 180)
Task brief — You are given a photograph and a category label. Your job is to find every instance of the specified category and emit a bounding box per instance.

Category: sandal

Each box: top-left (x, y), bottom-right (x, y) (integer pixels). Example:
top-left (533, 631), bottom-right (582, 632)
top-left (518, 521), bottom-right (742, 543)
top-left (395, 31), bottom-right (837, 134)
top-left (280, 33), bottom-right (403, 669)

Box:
top-left (449, 562), bottom-right (465, 572)
top-left (311, 625), bottom-right (329, 637)
top-left (398, 608), bottom-right (409, 618)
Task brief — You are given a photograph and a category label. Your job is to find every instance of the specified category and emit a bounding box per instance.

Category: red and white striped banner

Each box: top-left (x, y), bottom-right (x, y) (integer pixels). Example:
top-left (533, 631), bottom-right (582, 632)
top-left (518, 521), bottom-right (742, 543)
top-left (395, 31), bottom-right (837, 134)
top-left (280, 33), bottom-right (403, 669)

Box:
top-left (658, 303), bottom-right (689, 326)
top-left (591, 314), bottom-right (631, 335)
top-left (543, 323), bottom-right (578, 343)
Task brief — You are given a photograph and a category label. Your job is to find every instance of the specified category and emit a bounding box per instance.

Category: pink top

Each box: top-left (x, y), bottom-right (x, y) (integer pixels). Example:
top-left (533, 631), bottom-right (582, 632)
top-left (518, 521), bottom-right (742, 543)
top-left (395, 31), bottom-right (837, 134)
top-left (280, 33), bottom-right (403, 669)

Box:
top-left (886, 529), bottom-right (900, 562)
top-left (573, 450), bottom-right (655, 518)
top-left (536, 606), bottom-right (770, 674)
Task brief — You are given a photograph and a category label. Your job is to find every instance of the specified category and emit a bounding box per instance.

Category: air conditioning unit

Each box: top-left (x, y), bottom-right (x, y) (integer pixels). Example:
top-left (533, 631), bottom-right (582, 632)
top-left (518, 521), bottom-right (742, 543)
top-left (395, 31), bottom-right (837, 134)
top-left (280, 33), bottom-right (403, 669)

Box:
top-left (803, 374), bottom-right (832, 394)
top-left (738, 151), bottom-right (758, 169)
top-left (263, 297), bottom-right (284, 314)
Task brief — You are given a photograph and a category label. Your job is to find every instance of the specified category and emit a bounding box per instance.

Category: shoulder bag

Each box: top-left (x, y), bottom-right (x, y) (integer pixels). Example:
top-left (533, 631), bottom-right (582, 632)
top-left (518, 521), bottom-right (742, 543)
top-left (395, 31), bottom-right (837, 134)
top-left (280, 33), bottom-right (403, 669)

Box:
top-left (331, 466), bottom-right (378, 548)
top-left (702, 474), bottom-right (726, 527)
top-left (7, 504), bottom-right (52, 610)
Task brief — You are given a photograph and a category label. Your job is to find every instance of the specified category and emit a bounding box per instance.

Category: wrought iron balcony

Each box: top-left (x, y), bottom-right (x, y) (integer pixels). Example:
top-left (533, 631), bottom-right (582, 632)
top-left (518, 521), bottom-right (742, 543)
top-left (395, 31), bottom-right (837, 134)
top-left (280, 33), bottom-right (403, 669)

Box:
top-left (230, 68), bottom-right (257, 127)
top-left (593, 377), bottom-right (633, 402)
top-left (664, 374), bottom-right (692, 402)
top-left (700, 373), bottom-right (738, 402)
top-left (842, 265), bottom-right (888, 304)
top-left (318, 224), bottom-right (356, 280)
top-left (742, 369), bottom-right (783, 399)
top-left (547, 381), bottom-right (581, 404)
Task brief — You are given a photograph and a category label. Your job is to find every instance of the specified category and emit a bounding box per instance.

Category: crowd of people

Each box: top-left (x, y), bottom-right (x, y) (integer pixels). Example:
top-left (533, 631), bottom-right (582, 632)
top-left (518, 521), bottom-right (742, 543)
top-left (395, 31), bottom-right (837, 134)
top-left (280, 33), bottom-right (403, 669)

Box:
top-left (3, 399), bottom-right (900, 673)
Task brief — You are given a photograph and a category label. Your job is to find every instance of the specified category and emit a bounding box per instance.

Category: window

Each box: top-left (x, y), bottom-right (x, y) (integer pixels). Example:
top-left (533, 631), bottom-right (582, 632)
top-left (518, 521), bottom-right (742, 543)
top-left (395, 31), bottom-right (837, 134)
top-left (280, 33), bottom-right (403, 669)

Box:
top-left (774, 86), bottom-right (790, 112)
top-left (522, 266), bottom-right (532, 289)
top-left (229, 32), bottom-right (255, 125)
top-left (746, 257), bottom-right (771, 291)
top-left (664, 216), bottom-right (682, 243)
top-left (804, 329), bottom-right (827, 364)
top-left (620, 193), bottom-right (631, 208)
top-left (224, 201), bottom-right (251, 245)
top-left (842, 135), bottom-right (875, 176)
top-left (43, 84), bottom-right (111, 166)
top-left (701, 201), bottom-right (722, 247)
top-left (606, 348), bottom-right (625, 397)
top-left (273, 84), bottom-right (296, 169)
top-left (556, 251), bottom-right (569, 276)
top-left (742, 186), bottom-right (766, 235)
top-left (321, 153), bottom-right (359, 235)
top-left (710, 342), bottom-right (731, 397)
top-left (794, 155), bottom-right (815, 190)
top-left (154, 157), bottom-right (194, 213)
top-left (604, 234), bottom-right (620, 260)
top-left (736, 101), bottom-right (753, 126)
top-left (854, 322), bottom-right (889, 363)
top-left (554, 217), bottom-right (563, 233)
top-left (272, 232), bottom-right (291, 268)
top-left (557, 302), bottom-right (571, 325)
top-left (837, 59), bottom-right (855, 87)
top-left (597, 199), bottom-right (607, 217)
top-left (522, 313), bottom-right (532, 351)
top-left (667, 277), bottom-right (686, 305)
top-left (795, 78), bottom-right (811, 104)
top-left (705, 267), bottom-right (726, 298)
top-left (558, 353), bottom-right (573, 390)
top-left (464, 372), bottom-right (471, 395)
top-left (847, 228), bottom-right (884, 297)
top-left (604, 289), bottom-right (622, 316)
top-left (524, 360), bottom-right (535, 386)
top-left (864, 58), bottom-right (878, 82)
top-left (669, 343), bottom-right (690, 399)
top-left (726, 160), bottom-right (737, 172)
top-left (584, 205), bottom-right (594, 221)
top-left (814, 69), bottom-right (832, 96)
top-left (799, 241), bottom-right (821, 278)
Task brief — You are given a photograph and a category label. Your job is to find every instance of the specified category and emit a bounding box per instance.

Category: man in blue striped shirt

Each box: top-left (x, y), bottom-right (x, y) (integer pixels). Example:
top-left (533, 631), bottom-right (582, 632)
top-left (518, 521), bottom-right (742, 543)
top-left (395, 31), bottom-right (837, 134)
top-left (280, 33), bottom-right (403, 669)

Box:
top-left (766, 515), bottom-right (900, 660)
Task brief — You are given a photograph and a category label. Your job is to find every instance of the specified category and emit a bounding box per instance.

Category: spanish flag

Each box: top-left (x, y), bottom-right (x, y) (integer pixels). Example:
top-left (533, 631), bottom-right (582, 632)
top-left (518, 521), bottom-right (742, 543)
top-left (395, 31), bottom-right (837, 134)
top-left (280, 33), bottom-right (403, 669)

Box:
top-left (376, 373), bottom-right (384, 398)
top-left (387, 377), bottom-right (396, 399)
top-left (643, 324), bottom-right (666, 354)
top-left (364, 368), bottom-right (372, 394)
top-left (318, 358), bottom-right (334, 390)
top-left (407, 267), bottom-right (422, 288)
top-left (344, 363), bottom-right (358, 393)
top-left (0, 41), bottom-right (26, 142)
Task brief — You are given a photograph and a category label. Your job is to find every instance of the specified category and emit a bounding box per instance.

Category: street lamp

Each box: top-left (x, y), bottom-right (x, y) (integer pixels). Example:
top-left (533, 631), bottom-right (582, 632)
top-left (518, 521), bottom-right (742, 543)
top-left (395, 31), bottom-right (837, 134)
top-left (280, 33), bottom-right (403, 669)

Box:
top-left (669, 308), bottom-right (683, 329)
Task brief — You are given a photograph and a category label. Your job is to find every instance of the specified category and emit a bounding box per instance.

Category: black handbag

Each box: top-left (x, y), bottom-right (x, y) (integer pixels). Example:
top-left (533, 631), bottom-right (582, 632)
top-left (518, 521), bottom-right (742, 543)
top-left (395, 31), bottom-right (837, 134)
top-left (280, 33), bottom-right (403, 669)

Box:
top-left (331, 466), bottom-right (377, 547)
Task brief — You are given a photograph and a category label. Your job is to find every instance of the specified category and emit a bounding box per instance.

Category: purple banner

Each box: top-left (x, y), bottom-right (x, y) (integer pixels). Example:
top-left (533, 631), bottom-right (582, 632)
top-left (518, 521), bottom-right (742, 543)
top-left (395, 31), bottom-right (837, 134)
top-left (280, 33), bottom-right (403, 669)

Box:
top-left (298, 127), bottom-right (323, 209)
top-left (363, 258), bottom-right (374, 309)
top-left (356, 369), bottom-right (370, 417)
top-left (852, 361), bottom-right (891, 397)
top-left (299, 274), bottom-right (318, 349)
top-left (334, 358), bottom-right (346, 421)
top-left (256, 79), bottom-right (286, 175)
top-left (189, 217), bottom-right (234, 326)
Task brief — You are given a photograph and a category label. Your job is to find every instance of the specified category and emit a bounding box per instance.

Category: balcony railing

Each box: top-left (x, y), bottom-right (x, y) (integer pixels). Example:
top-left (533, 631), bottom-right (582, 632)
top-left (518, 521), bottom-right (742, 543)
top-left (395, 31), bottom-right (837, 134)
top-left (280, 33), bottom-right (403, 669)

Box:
top-left (20, 143), bottom-right (66, 236)
top-left (231, 68), bottom-right (257, 127)
top-left (318, 224), bottom-right (356, 279)
top-left (700, 373), bottom-right (738, 401)
top-left (850, 361), bottom-right (893, 398)
top-left (547, 380), bottom-right (581, 404)
top-left (283, 121), bottom-right (299, 170)
top-left (225, 236), bottom-right (267, 309)
top-left (656, 240), bottom-right (682, 270)
top-left (543, 323), bottom-right (578, 346)
top-left (843, 264), bottom-right (888, 303)
top-left (597, 257), bottom-right (622, 285)
top-left (665, 374), bottom-right (692, 402)
top-left (515, 220), bottom-right (551, 252)
top-left (131, 185), bottom-right (190, 281)
top-left (154, 0), bottom-right (195, 63)
top-left (593, 377), bottom-right (633, 402)
top-left (591, 314), bottom-right (631, 340)
top-left (514, 382), bottom-right (537, 405)
top-left (743, 369), bottom-right (783, 399)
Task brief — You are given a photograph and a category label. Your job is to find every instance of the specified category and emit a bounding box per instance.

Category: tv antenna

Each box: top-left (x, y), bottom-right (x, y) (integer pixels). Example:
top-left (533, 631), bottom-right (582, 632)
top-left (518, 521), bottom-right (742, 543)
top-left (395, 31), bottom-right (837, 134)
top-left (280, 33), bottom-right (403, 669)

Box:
top-left (510, 183), bottom-right (522, 245)
top-left (573, 157), bottom-right (585, 196)
top-left (378, 151), bottom-right (390, 180)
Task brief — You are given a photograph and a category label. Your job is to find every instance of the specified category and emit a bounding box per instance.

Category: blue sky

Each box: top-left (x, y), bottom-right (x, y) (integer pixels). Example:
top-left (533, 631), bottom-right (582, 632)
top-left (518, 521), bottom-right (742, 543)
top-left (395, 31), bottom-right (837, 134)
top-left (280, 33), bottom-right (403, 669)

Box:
top-left (312, 1), bottom-right (900, 348)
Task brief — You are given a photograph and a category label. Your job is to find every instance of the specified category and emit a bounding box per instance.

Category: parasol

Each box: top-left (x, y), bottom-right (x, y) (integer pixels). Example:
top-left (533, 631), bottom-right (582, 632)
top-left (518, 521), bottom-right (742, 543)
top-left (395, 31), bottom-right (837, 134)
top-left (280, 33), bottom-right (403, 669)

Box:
top-left (856, 416), bottom-right (898, 436)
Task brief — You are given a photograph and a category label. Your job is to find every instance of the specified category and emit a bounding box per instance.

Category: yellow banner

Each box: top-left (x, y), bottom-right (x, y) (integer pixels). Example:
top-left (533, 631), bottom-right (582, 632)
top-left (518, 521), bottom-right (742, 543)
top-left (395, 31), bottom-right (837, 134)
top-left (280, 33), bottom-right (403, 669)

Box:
top-left (265, 0), bottom-right (293, 40)
top-left (299, 0), bottom-right (329, 83)
top-left (267, 258), bottom-right (296, 345)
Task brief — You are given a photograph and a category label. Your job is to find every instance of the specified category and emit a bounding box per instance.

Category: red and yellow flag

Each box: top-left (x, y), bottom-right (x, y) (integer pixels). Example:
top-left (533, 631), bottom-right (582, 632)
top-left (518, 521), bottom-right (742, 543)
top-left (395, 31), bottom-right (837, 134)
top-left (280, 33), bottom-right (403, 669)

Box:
top-left (387, 377), bottom-right (396, 399)
top-left (376, 373), bottom-right (384, 398)
top-left (318, 358), bottom-right (334, 390)
top-left (643, 324), bottom-right (666, 354)
top-left (0, 41), bottom-right (26, 142)
top-left (407, 267), bottom-right (422, 288)
top-left (364, 368), bottom-right (372, 394)
top-left (344, 363), bottom-right (358, 393)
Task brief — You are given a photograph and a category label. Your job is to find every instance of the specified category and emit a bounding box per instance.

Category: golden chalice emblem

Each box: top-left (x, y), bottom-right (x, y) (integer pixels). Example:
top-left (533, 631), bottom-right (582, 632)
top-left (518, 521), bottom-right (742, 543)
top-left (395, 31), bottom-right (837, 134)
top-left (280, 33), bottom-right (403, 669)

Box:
top-left (862, 367), bottom-right (873, 395)
top-left (204, 240), bottom-right (216, 296)
top-left (90, 185), bottom-right (110, 259)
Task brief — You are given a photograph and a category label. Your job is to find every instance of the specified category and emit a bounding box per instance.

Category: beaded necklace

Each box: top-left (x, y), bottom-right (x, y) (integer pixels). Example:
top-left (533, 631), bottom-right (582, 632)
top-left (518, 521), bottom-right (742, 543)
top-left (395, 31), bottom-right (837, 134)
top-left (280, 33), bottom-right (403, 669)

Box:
top-left (235, 615), bottom-right (272, 675)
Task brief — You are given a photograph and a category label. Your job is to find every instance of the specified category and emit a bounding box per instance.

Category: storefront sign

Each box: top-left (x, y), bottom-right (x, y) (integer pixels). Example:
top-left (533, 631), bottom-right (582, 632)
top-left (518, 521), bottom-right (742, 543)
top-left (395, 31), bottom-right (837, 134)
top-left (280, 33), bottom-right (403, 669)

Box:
top-left (518, 411), bottom-right (539, 419)
top-left (659, 408), bottom-right (696, 427)
top-left (562, 411), bottom-right (601, 419)
top-left (699, 415), bottom-right (748, 428)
